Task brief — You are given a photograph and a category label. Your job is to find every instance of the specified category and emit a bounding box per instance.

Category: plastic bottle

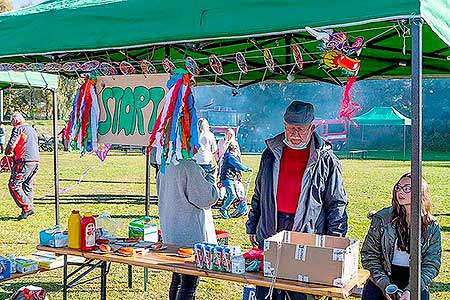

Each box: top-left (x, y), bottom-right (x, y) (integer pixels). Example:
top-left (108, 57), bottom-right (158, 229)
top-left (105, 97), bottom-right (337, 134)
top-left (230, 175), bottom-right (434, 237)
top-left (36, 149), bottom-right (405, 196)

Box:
top-left (68, 210), bottom-right (81, 249)
top-left (8, 254), bottom-right (16, 273)
top-left (231, 254), bottom-right (245, 274)
top-left (80, 212), bottom-right (96, 252)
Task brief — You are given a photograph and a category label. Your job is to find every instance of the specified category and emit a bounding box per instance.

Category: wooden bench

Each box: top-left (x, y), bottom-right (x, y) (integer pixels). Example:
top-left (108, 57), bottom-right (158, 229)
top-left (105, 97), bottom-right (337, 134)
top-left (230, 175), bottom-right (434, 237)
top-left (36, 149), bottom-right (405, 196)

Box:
top-left (0, 269), bottom-right (47, 284)
top-left (347, 150), bottom-right (368, 160)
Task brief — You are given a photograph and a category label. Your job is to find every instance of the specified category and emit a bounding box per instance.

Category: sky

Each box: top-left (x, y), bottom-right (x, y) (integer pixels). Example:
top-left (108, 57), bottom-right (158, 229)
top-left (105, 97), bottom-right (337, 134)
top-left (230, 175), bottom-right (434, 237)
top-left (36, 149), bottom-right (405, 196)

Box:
top-left (11, 0), bottom-right (44, 9)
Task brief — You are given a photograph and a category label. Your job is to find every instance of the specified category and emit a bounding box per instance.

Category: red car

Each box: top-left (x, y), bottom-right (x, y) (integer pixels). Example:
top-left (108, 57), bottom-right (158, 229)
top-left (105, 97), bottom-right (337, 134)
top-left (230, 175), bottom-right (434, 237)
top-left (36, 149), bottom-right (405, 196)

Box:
top-left (313, 119), bottom-right (347, 151)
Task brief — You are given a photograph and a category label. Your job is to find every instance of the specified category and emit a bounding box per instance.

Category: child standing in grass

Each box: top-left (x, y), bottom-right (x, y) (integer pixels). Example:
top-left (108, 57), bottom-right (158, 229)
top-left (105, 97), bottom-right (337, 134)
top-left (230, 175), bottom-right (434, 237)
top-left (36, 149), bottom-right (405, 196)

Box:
top-left (219, 142), bottom-right (252, 219)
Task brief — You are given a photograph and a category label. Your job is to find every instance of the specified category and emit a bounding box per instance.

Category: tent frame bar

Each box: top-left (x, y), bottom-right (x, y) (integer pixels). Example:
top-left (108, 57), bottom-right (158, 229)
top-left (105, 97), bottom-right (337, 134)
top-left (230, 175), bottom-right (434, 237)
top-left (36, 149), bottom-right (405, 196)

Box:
top-left (410, 18), bottom-right (422, 300)
top-left (52, 89), bottom-right (60, 225)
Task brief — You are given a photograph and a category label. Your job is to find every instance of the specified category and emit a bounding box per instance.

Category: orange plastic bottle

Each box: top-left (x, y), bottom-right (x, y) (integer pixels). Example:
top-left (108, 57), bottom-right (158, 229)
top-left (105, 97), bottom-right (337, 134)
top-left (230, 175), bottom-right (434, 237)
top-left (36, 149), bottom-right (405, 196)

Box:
top-left (80, 212), bottom-right (96, 252)
top-left (68, 210), bottom-right (81, 249)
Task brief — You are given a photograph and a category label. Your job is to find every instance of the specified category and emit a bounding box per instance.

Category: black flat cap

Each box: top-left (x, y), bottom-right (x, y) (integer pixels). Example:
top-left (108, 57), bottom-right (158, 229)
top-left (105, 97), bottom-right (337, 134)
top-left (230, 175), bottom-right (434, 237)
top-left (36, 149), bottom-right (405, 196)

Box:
top-left (283, 101), bottom-right (315, 125)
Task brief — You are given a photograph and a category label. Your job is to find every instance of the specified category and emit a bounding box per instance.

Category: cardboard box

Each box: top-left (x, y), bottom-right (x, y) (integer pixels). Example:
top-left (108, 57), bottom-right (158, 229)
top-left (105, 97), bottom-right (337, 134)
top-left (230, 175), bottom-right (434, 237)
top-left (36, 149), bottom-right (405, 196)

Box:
top-left (128, 216), bottom-right (158, 242)
top-left (15, 257), bottom-right (38, 274)
top-left (263, 231), bottom-right (359, 287)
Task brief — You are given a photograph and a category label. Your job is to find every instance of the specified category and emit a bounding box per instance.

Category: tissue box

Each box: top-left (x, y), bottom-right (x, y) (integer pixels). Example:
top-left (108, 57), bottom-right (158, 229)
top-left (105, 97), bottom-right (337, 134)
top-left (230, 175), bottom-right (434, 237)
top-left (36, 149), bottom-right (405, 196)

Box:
top-left (0, 256), bottom-right (12, 280)
top-left (39, 226), bottom-right (68, 248)
top-left (15, 258), bottom-right (38, 274)
top-left (263, 231), bottom-right (359, 287)
top-left (129, 216), bottom-right (158, 242)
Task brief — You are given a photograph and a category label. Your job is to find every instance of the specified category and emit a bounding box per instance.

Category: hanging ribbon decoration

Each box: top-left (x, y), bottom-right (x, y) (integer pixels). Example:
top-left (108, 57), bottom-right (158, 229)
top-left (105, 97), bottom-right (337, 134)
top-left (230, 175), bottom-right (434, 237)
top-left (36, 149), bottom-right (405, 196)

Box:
top-left (67, 72), bottom-right (102, 158)
top-left (339, 76), bottom-right (360, 126)
top-left (147, 72), bottom-right (199, 172)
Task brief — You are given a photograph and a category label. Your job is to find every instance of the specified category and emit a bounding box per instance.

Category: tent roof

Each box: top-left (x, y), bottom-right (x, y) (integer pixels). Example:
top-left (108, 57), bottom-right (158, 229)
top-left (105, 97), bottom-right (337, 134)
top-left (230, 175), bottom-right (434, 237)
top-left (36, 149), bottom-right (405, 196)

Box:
top-left (0, 71), bottom-right (58, 90)
top-left (353, 106), bottom-right (411, 126)
top-left (0, 0), bottom-right (449, 86)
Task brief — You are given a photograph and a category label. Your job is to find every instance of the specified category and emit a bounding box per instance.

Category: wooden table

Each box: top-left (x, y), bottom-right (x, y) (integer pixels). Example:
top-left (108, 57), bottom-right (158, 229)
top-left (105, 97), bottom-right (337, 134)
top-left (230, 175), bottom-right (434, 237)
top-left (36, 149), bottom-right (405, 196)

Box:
top-left (37, 245), bottom-right (369, 300)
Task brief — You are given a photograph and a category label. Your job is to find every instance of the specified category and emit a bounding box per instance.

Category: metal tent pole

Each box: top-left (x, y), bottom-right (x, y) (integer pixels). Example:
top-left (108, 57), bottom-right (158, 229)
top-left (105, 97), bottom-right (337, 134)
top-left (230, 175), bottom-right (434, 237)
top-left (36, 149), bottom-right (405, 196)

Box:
top-left (403, 125), bottom-right (406, 161)
top-left (410, 17), bottom-right (423, 300)
top-left (52, 89), bottom-right (60, 225)
top-left (144, 151), bottom-right (151, 291)
top-left (145, 151), bottom-right (150, 216)
top-left (0, 89), bottom-right (3, 122)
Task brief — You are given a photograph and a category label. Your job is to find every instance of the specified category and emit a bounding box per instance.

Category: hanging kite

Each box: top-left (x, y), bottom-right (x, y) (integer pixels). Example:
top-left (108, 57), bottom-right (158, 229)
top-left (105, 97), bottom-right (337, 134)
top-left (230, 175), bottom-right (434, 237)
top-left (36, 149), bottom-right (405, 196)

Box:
top-left (339, 76), bottom-right (361, 126)
top-left (306, 26), bottom-right (363, 75)
top-left (147, 72), bottom-right (199, 172)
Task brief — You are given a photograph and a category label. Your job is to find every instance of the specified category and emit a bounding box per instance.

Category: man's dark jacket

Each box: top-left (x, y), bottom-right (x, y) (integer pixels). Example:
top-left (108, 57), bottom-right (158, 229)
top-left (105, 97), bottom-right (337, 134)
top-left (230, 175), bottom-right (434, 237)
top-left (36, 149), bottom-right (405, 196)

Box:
top-left (246, 132), bottom-right (348, 241)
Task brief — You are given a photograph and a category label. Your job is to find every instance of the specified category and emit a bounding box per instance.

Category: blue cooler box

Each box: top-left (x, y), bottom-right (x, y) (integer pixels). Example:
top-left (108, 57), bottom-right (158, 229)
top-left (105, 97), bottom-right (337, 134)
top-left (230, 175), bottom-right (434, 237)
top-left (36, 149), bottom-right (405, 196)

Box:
top-left (39, 226), bottom-right (68, 248)
top-left (0, 256), bottom-right (12, 280)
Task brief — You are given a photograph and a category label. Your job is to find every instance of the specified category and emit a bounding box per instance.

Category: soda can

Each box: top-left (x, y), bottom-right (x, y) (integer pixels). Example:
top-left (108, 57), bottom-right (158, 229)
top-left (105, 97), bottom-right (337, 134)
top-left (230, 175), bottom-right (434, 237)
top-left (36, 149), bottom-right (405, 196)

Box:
top-left (194, 243), bottom-right (205, 269)
top-left (204, 244), bottom-right (215, 270)
top-left (222, 247), bottom-right (232, 273)
top-left (213, 246), bottom-right (223, 271)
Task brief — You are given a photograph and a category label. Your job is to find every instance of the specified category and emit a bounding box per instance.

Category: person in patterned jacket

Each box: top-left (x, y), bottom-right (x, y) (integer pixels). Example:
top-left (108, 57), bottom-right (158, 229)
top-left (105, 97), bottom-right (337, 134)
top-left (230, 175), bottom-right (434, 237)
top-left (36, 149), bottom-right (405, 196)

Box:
top-left (5, 112), bottom-right (39, 220)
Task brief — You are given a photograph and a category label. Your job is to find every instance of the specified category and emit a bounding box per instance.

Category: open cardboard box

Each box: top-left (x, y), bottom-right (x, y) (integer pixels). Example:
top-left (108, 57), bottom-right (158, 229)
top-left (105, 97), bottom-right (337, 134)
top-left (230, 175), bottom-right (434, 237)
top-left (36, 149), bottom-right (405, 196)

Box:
top-left (263, 231), bottom-right (359, 287)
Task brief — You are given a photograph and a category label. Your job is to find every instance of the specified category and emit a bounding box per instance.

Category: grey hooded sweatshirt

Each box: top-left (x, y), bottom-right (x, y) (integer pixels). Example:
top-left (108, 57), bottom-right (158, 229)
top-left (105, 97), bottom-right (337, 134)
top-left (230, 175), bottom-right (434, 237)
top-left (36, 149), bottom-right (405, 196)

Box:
top-left (157, 159), bottom-right (219, 247)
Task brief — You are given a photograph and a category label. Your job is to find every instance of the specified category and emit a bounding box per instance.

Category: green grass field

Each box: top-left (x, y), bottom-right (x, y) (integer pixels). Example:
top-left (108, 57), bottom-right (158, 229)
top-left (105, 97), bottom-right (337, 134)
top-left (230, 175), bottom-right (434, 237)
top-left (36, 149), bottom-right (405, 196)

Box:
top-left (0, 152), bottom-right (448, 300)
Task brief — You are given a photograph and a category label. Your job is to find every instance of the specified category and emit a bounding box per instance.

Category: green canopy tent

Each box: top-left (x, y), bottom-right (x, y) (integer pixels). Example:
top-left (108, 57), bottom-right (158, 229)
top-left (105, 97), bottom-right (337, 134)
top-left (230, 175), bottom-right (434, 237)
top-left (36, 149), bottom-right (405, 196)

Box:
top-left (0, 0), bottom-right (449, 87)
top-left (0, 71), bottom-right (58, 122)
top-left (0, 1), bottom-right (448, 298)
top-left (352, 106), bottom-right (411, 159)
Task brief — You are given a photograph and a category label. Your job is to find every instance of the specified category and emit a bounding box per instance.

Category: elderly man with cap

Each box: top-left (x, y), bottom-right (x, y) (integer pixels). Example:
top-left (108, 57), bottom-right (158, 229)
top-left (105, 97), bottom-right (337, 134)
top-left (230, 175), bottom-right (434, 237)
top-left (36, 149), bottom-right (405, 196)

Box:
top-left (5, 112), bottom-right (39, 220)
top-left (246, 101), bottom-right (348, 300)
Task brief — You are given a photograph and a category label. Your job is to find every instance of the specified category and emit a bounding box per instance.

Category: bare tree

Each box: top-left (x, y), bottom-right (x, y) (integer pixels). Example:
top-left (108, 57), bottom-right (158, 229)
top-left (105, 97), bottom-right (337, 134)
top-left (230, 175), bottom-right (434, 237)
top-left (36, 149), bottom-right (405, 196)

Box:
top-left (0, 0), bottom-right (12, 12)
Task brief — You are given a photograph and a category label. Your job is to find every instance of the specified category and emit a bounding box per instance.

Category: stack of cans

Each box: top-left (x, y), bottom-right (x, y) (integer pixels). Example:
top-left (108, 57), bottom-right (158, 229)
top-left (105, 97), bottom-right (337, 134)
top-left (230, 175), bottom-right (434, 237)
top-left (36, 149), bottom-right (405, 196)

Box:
top-left (194, 243), bottom-right (242, 273)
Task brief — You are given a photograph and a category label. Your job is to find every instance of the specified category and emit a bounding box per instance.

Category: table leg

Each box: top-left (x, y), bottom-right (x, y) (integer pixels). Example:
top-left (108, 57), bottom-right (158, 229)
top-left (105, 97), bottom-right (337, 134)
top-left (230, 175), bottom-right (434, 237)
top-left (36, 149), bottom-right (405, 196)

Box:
top-left (63, 255), bottom-right (68, 300)
top-left (128, 265), bottom-right (132, 288)
top-left (100, 261), bottom-right (108, 300)
top-left (144, 268), bottom-right (148, 291)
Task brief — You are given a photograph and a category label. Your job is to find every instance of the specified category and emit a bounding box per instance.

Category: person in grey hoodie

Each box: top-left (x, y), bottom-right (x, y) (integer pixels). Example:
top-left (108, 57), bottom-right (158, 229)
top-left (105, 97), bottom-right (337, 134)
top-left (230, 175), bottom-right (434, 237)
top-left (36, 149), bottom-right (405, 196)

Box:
top-left (157, 158), bottom-right (219, 300)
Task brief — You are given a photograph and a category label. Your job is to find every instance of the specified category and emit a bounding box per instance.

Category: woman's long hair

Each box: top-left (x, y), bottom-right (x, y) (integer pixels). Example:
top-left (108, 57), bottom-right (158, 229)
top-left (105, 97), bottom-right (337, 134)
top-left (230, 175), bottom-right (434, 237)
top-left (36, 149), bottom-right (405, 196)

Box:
top-left (391, 173), bottom-right (432, 252)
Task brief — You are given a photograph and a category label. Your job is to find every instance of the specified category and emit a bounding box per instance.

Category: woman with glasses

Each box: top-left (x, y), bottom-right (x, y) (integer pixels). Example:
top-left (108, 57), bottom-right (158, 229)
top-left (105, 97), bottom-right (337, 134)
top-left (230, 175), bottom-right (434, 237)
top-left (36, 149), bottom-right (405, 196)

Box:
top-left (360, 173), bottom-right (441, 300)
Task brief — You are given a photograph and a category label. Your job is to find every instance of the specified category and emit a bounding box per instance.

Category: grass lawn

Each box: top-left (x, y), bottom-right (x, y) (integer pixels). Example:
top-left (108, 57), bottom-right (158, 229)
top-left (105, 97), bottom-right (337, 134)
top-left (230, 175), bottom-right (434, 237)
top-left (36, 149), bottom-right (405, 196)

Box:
top-left (0, 152), bottom-right (448, 300)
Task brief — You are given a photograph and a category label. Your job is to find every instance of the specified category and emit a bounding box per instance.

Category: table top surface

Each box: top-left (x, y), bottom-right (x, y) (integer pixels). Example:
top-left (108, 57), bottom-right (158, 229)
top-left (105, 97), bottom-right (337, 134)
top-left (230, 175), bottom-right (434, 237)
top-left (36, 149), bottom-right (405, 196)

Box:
top-left (37, 245), bottom-right (369, 299)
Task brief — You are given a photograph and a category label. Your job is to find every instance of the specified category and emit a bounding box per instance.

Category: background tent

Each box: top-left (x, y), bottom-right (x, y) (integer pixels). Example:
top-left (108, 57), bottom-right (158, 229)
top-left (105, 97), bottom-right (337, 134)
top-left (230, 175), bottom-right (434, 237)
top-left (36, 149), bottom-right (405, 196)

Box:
top-left (0, 71), bottom-right (58, 122)
top-left (353, 106), bottom-right (411, 159)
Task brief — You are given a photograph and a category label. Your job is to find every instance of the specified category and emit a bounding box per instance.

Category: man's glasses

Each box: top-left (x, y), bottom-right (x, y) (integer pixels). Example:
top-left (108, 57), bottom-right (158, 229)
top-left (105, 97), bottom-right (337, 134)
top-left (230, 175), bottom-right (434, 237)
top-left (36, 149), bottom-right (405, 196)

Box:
top-left (395, 184), bottom-right (411, 194)
top-left (285, 124), bottom-right (311, 136)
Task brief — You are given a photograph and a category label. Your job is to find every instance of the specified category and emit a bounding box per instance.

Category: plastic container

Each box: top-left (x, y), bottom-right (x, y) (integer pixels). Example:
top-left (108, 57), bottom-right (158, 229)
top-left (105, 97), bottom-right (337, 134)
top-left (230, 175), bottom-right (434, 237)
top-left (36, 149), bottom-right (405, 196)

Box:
top-left (231, 254), bottom-right (245, 274)
top-left (80, 212), bottom-right (96, 252)
top-left (215, 230), bottom-right (229, 246)
top-left (68, 210), bottom-right (81, 249)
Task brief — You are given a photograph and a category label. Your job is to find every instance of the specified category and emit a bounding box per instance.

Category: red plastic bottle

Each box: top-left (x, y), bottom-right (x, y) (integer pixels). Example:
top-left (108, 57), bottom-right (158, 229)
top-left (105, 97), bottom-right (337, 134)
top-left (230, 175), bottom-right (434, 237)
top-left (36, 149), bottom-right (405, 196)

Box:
top-left (80, 212), bottom-right (96, 252)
